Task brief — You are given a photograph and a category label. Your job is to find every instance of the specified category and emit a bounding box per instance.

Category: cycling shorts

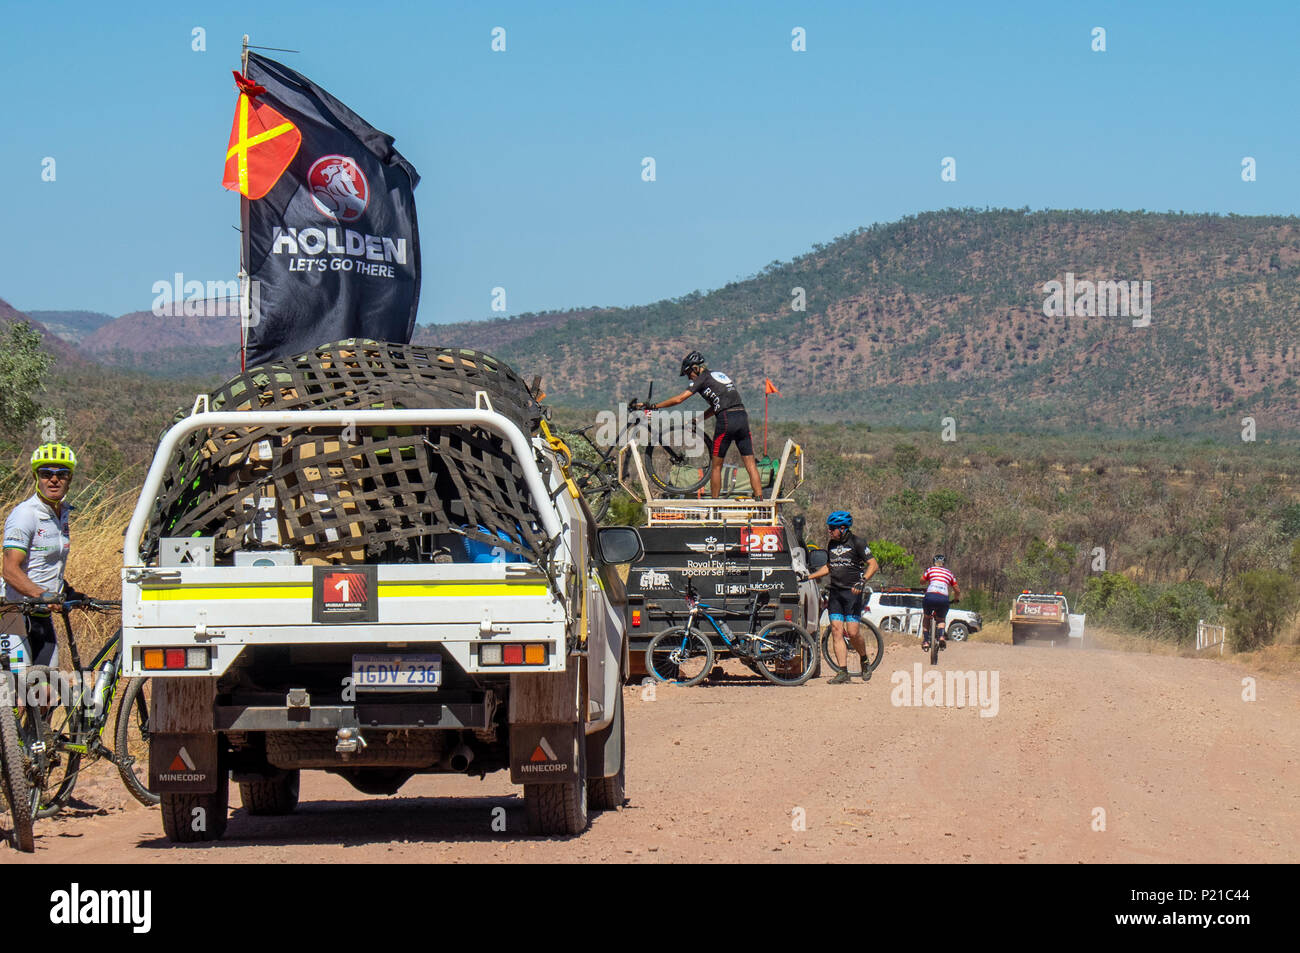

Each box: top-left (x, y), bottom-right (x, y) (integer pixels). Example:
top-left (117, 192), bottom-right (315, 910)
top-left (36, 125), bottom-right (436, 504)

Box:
top-left (711, 409), bottom-right (754, 459)
top-left (827, 588), bottom-right (863, 623)
top-left (24, 612), bottom-right (58, 666)
top-left (922, 593), bottom-right (950, 624)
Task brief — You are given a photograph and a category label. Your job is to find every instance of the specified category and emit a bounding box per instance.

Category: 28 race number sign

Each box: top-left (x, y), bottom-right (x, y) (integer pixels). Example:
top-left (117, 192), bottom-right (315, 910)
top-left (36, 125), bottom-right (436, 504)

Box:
top-left (739, 527), bottom-right (784, 554)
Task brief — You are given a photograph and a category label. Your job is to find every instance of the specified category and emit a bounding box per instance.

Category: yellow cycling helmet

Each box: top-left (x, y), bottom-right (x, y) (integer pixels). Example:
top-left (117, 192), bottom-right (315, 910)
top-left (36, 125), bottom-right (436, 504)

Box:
top-left (31, 443), bottom-right (77, 474)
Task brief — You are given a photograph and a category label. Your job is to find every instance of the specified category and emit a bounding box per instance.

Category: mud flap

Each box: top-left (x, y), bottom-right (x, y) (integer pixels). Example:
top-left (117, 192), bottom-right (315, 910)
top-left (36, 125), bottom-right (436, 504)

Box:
top-left (585, 688), bottom-right (622, 780)
top-left (510, 723), bottom-right (582, 784)
top-left (150, 732), bottom-right (220, 793)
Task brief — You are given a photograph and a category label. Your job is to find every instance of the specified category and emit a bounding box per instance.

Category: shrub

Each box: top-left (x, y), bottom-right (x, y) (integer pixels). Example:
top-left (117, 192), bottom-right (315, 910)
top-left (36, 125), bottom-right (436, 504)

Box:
top-left (1225, 570), bottom-right (1298, 651)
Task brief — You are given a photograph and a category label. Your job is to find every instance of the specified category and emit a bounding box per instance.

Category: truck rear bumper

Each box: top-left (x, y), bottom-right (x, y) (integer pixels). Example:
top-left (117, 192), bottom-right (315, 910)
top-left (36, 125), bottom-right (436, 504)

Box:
top-left (215, 700), bottom-right (495, 732)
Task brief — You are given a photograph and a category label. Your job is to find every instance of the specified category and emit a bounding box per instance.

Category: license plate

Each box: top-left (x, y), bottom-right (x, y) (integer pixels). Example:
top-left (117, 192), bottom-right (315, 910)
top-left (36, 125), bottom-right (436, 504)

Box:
top-left (351, 654), bottom-right (442, 691)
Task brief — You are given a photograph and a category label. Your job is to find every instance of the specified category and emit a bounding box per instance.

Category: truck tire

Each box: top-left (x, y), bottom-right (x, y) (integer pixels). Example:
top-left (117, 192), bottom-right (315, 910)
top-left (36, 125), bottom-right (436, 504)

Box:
top-left (161, 768), bottom-right (229, 843)
top-left (588, 692), bottom-right (625, 812)
top-left (239, 770), bottom-right (300, 816)
top-left (947, 622), bottom-right (970, 642)
top-left (525, 777), bottom-right (589, 835)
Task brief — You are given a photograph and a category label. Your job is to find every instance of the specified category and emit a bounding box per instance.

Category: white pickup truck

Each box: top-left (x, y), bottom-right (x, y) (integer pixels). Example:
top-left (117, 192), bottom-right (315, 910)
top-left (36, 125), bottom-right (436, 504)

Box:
top-left (121, 376), bottom-right (641, 842)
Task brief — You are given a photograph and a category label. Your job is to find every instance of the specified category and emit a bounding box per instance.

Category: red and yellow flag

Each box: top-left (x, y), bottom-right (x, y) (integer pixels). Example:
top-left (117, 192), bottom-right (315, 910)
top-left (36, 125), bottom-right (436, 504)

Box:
top-left (222, 72), bottom-right (301, 199)
top-left (764, 378), bottom-right (781, 396)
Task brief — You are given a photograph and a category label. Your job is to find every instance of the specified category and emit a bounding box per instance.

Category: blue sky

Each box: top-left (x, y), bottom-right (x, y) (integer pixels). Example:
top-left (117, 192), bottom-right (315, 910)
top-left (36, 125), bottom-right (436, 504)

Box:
top-left (2, 0), bottom-right (1297, 323)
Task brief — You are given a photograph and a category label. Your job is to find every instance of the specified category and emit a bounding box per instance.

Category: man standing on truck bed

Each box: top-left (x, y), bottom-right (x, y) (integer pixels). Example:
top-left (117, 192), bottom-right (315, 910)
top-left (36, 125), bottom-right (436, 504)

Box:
top-left (2, 444), bottom-right (85, 667)
top-left (808, 510), bottom-right (878, 684)
top-left (636, 351), bottom-right (765, 500)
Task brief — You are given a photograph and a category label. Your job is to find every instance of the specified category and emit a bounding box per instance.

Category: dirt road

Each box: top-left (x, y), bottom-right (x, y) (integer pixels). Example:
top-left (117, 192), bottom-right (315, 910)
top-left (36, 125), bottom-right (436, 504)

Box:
top-left (7, 639), bottom-right (1298, 863)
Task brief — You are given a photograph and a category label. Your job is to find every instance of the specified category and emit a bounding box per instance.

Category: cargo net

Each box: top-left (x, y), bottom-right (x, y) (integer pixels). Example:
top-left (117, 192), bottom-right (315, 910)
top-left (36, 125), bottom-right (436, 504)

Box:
top-left (140, 341), bottom-right (555, 567)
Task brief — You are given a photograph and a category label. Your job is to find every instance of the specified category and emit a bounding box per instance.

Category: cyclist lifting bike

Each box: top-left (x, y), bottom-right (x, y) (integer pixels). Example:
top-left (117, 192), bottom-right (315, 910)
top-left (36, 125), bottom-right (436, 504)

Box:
top-left (634, 351), bottom-right (766, 500)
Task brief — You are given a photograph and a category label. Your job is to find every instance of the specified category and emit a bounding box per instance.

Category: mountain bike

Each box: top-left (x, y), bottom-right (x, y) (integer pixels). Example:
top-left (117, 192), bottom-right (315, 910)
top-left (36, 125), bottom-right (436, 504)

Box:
top-left (40, 600), bottom-right (159, 813)
top-left (921, 601), bottom-right (957, 666)
top-left (0, 599), bottom-right (159, 851)
top-left (644, 579), bottom-right (817, 687)
top-left (819, 587), bottom-right (885, 677)
top-left (567, 385), bottom-right (711, 515)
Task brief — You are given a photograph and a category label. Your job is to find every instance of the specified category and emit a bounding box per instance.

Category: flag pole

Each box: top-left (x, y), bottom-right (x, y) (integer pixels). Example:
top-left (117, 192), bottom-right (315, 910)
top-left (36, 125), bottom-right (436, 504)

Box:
top-left (763, 390), bottom-right (769, 458)
top-left (238, 34), bottom-right (250, 372)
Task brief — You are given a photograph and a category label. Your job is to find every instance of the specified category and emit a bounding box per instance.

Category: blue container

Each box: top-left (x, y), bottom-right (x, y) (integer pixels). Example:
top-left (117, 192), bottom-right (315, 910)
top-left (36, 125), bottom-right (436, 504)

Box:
top-left (459, 525), bottom-right (525, 563)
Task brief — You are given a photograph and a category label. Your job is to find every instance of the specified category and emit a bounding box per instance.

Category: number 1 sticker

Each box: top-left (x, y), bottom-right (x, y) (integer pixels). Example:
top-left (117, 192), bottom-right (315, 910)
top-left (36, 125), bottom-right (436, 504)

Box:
top-left (313, 565), bottom-right (378, 623)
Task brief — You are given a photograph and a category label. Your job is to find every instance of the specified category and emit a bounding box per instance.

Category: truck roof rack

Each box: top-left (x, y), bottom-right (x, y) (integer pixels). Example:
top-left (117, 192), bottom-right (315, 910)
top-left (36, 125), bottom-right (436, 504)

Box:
top-left (620, 438), bottom-right (804, 526)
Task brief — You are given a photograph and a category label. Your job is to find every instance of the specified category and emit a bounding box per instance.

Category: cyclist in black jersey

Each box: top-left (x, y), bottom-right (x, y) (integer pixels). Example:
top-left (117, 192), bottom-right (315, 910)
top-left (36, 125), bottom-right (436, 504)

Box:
top-left (808, 510), bottom-right (879, 683)
top-left (636, 351), bottom-right (765, 499)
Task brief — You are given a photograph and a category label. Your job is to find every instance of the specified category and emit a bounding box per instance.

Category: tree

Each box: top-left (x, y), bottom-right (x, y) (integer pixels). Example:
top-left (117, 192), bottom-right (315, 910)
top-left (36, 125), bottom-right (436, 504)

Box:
top-left (0, 321), bottom-right (53, 440)
top-left (1225, 569), bottom-right (1297, 651)
top-left (867, 539), bottom-right (913, 577)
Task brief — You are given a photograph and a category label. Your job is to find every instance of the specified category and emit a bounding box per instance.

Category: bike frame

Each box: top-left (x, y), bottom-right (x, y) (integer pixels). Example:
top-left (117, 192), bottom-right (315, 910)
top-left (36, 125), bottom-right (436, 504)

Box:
top-left (679, 587), bottom-right (773, 656)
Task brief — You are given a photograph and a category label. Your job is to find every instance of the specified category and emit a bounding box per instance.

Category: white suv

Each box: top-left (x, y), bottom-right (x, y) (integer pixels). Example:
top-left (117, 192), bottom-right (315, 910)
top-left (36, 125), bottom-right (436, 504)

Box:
top-left (862, 588), bottom-right (983, 641)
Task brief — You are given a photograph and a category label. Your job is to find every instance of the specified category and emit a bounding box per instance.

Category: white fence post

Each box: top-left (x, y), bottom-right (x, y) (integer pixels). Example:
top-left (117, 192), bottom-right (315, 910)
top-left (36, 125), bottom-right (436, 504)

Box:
top-left (1196, 619), bottom-right (1226, 655)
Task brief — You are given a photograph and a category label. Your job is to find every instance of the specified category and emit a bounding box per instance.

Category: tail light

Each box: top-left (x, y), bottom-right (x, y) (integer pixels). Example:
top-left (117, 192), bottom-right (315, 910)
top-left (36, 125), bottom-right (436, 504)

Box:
top-left (479, 643), bottom-right (549, 666)
top-left (141, 647), bottom-right (211, 670)
top-left (631, 609), bottom-right (642, 627)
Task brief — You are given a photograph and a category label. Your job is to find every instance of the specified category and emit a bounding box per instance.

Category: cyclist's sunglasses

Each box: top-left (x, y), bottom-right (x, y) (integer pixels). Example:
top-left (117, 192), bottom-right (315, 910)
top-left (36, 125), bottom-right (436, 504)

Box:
top-left (36, 467), bottom-right (73, 480)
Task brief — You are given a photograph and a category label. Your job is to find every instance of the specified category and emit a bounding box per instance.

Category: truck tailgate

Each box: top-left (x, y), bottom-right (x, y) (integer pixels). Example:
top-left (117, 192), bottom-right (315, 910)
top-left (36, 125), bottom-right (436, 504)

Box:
top-left (122, 563), bottom-right (567, 677)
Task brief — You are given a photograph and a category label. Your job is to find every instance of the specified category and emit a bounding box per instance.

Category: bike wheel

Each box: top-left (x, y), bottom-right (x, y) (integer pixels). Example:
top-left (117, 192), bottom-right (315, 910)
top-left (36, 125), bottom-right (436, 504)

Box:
top-left (15, 667), bottom-right (58, 832)
top-left (645, 444), bottom-right (711, 496)
top-left (645, 627), bottom-right (714, 686)
top-left (35, 700), bottom-right (83, 819)
top-left (114, 677), bottom-right (161, 807)
top-left (861, 620), bottom-right (885, 672)
top-left (754, 622), bottom-right (817, 686)
top-left (569, 460), bottom-right (613, 523)
top-left (0, 678), bottom-right (35, 852)
top-left (820, 621), bottom-right (884, 675)
top-left (929, 618), bottom-right (939, 665)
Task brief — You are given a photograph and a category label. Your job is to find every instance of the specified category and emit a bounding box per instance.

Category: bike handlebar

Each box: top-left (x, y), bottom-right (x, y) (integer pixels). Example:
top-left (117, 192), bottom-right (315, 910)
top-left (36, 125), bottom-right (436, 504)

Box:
top-left (1, 598), bottom-right (121, 612)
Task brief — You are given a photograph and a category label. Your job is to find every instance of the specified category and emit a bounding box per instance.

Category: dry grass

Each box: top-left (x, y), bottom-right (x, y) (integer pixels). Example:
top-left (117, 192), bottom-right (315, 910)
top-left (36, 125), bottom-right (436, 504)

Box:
top-left (970, 617), bottom-right (1300, 678)
top-left (1226, 644), bottom-right (1300, 678)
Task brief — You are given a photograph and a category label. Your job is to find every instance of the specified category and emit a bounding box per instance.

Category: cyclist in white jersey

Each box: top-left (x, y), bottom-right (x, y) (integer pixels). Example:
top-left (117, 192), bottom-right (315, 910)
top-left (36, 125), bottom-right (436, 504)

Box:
top-left (2, 444), bottom-right (83, 667)
top-left (919, 554), bottom-right (959, 651)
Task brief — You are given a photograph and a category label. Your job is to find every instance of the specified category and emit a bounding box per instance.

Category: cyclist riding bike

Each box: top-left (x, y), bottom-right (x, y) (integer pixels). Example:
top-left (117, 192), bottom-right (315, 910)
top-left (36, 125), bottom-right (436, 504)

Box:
top-left (2, 444), bottom-right (84, 670)
top-left (633, 351), bottom-right (765, 500)
top-left (808, 511), bottom-right (878, 684)
top-left (919, 554), bottom-right (959, 652)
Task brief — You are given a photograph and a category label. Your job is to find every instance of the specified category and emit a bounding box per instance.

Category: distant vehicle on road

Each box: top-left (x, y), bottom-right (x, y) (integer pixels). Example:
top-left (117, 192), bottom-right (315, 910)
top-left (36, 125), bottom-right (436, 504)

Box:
top-left (1010, 591), bottom-right (1074, 646)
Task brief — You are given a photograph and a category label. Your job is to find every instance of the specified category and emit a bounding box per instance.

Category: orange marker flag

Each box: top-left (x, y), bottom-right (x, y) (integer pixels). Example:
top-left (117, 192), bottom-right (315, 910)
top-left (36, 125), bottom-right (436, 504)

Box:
top-left (222, 72), bottom-right (301, 199)
top-left (764, 378), bottom-right (781, 396)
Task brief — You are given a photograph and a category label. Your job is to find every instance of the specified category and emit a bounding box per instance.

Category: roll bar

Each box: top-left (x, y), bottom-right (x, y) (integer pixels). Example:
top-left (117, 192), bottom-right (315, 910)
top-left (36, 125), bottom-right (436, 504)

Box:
top-left (123, 408), bottom-right (564, 565)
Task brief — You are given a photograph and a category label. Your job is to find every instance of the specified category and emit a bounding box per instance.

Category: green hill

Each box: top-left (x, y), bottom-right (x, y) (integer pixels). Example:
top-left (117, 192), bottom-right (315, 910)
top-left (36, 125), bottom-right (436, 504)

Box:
top-left (415, 208), bottom-right (1300, 437)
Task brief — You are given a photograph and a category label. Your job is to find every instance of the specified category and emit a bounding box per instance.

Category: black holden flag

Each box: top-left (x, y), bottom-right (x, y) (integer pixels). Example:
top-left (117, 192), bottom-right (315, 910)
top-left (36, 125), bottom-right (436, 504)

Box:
top-left (223, 51), bottom-right (421, 367)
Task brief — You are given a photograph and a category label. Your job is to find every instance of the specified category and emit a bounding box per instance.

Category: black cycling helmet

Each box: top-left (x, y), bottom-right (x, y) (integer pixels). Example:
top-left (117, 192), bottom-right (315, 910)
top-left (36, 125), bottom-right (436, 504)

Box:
top-left (679, 351), bottom-right (706, 377)
top-left (933, 554), bottom-right (946, 565)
